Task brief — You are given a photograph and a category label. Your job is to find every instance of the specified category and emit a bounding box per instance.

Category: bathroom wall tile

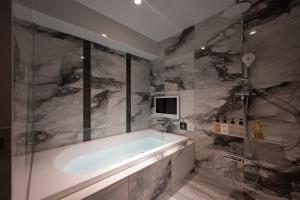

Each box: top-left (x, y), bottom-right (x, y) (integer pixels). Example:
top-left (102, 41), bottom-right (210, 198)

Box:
top-left (161, 26), bottom-right (195, 59)
top-left (250, 52), bottom-right (300, 89)
top-left (151, 52), bottom-right (195, 93)
top-left (194, 51), bottom-right (240, 90)
top-left (31, 24), bottom-right (84, 151)
top-left (194, 86), bottom-right (243, 128)
top-left (194, 12), bottom-right (240, 49)
top-left (84, 179), bottom-right (128, 200)
top-left (91, 43), bottom-right (126, 138)
top-left (194, 15), bottom-right (242, 90)
top-left (244, 0), bottom-right (300, 31)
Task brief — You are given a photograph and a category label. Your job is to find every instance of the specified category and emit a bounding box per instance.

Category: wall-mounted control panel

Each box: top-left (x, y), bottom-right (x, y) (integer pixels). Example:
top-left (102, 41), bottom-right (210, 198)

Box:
top-left (180, 121), bottom-right (187, 130)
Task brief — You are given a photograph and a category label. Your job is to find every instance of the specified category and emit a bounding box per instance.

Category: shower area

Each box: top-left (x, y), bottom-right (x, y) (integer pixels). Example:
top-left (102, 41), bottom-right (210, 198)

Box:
top-left (6, 0), bottom-right (300, 199)
top-left (150, 0), bottom-right (300, 199)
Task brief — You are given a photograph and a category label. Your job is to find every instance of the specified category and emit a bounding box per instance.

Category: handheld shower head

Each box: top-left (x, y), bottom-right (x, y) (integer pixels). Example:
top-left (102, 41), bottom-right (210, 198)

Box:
top-left (242, 53), bottom-right (256, 67)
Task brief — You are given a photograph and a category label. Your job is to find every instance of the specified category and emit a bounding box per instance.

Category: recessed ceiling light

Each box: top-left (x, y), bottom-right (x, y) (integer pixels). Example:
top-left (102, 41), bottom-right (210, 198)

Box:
top-left (201, 46), bottom-right (206, 50)
top-left (249, 30), bottom-right (256, 35)
top-left (134, 0), bottom-right (142, 5)
top-left (81, 56), bottom-right (84, 59)
top-left (101, 33), bottom-right (107, 38)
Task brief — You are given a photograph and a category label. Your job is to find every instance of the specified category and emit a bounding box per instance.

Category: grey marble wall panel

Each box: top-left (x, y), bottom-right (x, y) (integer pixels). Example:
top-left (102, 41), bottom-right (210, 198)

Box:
top-left (161, 26), bottom-right (195, 59)
top-left (31, 25), bottom-right (84, 152)
top-left (194, 13), bottom-right (242, 90)
top-left (91, 44), bottom-right (126, 139)
top-left (131, 57), bottom-right (151, 132)
top-left (150, 27), bottom-right (196, 133)
top-left (151, 51), bottom-right (195, 93)
top-left (14, 20), bottom-right (151, 152)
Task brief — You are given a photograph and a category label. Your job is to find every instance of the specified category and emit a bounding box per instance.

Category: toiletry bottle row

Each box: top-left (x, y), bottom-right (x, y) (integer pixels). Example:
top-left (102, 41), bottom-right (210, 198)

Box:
top-left (212, 116), bottom-right (245, 137)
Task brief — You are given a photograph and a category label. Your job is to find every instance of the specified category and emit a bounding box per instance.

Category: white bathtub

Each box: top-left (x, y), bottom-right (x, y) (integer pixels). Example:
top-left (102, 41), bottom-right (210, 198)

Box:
top-left (20, 129), bottom-right (187, 200)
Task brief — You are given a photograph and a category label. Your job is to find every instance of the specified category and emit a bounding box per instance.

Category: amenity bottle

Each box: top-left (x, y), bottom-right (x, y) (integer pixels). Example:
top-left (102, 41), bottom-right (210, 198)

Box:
top-left (229, 118), bottom-right (236, 136)
top-left (221, 117), bottom-right (229, 135)
top-left (236, 119), bottom-right (245, 137)
top-left (212, 116), bottom-right (221, 134)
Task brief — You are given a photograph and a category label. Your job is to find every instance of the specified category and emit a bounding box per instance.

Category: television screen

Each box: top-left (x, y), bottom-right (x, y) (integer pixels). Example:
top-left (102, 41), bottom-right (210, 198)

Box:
top-left (155, 97), bottom-right (177, 115)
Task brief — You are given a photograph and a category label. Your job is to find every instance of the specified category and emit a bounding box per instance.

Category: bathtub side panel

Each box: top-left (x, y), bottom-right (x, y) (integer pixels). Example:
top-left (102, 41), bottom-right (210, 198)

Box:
top-left (84, 179), bottom-right (128, 200)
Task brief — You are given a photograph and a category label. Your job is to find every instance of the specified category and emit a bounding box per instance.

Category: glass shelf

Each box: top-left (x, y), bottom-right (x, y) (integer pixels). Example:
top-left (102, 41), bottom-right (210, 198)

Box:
top-left (209, 131), bottom-right (283, 146)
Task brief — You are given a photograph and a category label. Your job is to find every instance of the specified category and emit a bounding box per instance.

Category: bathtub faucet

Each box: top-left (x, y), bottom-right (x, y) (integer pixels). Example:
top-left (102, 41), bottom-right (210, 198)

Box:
top-left (157, 119), bottom-right (174, 133)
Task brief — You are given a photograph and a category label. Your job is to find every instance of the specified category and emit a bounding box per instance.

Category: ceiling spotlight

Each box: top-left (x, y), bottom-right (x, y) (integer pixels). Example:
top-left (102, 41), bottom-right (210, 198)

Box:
top-left (81, 56), bottom-right (84, 59)
top-left (249, 30), bottom-right (256, 35)
top-left (134, 0), bottom-right (142, 5)
top-left (101, 33), bottom-right (108, 38)
top-left (201, 46), bottom-right (206, 50)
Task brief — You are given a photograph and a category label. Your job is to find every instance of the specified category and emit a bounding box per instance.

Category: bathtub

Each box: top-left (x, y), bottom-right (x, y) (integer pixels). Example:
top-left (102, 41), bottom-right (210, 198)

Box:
top-left (20, 129), bottom-right (187, 200)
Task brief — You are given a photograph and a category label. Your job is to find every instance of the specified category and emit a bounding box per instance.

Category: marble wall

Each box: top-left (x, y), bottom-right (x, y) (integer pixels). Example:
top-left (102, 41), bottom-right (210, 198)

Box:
top-left (150, 26), bottom-right (196, 136)
top-left (90, 43), bottom-right (126, 139)
top-left (32, 24), bottom-right (84, 152)
top-left (13, 21), bottom-right (151, 152)
top-left (150, 0), bottom-right (300, 199)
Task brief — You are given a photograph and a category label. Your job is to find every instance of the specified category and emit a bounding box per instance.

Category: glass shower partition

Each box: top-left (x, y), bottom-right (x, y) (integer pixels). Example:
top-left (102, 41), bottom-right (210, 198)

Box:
top-left (12, 0), bottom-right (35, 200)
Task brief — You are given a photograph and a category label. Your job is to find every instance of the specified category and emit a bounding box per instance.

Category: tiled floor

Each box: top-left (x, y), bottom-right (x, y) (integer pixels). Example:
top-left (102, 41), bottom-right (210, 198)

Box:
top-left (158, 173), bottom-right (234, 200)
top-left (158, 172), bottom-right (285, 200)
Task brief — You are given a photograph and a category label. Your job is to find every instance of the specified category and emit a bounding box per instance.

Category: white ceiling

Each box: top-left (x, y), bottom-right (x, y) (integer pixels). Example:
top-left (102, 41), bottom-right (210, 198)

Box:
top-left (74, 0), bottom-right (235, 42)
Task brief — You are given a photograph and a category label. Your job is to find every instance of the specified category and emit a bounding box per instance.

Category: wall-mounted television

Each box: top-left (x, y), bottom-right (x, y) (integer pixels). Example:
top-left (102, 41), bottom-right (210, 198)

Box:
top-left (154, 96), bottom-right (179, 119)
